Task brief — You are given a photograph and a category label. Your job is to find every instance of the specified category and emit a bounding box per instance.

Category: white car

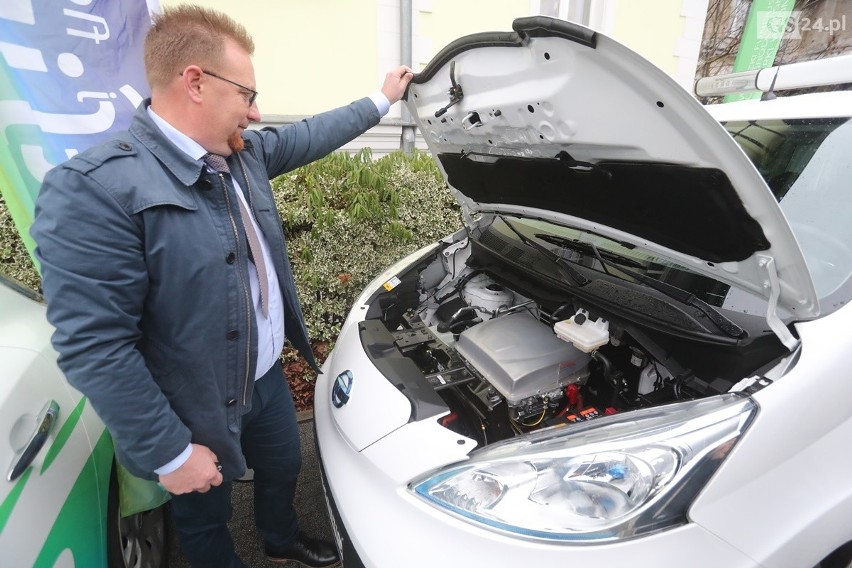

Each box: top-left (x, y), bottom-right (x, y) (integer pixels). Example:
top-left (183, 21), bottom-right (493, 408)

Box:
top-left (0, 274), bottom-right (168, 567)
top-left (314, 16), bottom-right (852, 568)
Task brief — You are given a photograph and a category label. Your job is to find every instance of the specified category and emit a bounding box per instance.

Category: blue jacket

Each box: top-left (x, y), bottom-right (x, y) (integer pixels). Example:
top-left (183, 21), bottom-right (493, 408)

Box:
top-left (31, 98), bottom-right (380, 480)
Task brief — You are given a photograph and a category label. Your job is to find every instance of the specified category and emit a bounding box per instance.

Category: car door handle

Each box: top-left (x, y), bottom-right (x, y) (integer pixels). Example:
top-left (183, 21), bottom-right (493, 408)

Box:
top-left (7, 400), bottom-right (60, 482)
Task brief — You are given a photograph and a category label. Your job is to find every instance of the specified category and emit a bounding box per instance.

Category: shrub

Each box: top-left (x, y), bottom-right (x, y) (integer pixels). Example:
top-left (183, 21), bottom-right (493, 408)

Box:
top-left (272, 149), bottom-right (461, 344)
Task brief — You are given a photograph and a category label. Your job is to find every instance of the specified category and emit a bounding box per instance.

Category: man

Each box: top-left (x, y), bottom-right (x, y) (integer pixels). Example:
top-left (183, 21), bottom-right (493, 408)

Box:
top-left (31, 5), bottom-right (412, 567)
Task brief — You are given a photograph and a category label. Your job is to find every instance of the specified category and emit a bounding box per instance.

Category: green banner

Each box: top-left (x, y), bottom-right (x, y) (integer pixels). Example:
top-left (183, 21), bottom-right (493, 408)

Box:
top-left (726, 0), bottom-right (795, 102)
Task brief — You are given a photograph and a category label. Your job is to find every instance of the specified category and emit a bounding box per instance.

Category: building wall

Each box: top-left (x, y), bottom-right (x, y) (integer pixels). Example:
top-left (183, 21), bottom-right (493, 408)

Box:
top-left (160, 0), bottom-right (382, 116)
top-left (413, 0), bottom-right (531, 69)
top-left (608, 0), bottom-right (709, 91)
top-left (611, 0), bottom-right (684, 76)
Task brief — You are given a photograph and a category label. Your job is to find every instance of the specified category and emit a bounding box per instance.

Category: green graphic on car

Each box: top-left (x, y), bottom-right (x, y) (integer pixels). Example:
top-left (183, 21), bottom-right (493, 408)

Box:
top-left (34, 431), bottom-right (114, 567)
top-left (2, 396), bottom-right (114, 567)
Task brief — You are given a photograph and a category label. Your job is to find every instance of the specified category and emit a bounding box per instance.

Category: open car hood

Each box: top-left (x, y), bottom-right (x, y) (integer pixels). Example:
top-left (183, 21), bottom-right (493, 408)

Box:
top-left (404, 17), bottom-right (819, 334)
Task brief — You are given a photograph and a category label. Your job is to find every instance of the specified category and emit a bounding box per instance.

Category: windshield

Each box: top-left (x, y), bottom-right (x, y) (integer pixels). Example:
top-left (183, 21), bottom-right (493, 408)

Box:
top-left (723, 118), bottom-right (852, 307)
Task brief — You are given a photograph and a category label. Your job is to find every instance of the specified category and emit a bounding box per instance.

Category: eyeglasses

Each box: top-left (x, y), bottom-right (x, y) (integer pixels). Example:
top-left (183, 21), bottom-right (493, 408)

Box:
top-left (202, 69), bottom-right (258, 106)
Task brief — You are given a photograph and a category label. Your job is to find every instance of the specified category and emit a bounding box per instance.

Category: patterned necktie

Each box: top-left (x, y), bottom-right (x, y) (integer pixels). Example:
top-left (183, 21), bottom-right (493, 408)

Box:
top-left (203, 153), bottom-right (269, 317)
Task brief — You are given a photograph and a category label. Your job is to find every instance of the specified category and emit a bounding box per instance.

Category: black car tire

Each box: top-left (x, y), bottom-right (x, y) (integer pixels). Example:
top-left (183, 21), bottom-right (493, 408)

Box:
top-left (106, 465), bottom-right (170, 568)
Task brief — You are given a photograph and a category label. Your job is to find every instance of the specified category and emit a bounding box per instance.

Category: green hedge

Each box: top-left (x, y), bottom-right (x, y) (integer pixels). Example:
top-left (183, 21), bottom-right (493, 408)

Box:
top-left (274, 149), bottom-right (460, 343)
top-left (1, 150), bottom-right (460, 347)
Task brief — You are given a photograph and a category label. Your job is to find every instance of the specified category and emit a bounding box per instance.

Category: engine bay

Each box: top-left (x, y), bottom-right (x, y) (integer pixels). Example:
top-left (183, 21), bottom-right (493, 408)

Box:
top-left (361, 231), bottom-right (789, 447)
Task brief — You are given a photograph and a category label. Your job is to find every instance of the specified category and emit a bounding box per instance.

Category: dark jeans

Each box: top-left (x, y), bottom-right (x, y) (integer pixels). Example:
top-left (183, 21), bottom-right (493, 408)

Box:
top-left (169, 360), bottom-right (302, 568)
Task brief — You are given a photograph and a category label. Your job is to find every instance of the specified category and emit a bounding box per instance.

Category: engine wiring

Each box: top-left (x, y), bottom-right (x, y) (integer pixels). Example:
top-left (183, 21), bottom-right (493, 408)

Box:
top-left (515, 405), bottom-right (548, 428)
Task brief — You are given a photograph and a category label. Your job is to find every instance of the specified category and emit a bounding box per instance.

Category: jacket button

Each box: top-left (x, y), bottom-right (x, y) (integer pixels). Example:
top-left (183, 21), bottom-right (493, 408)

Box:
top-left (226, 330), bottom-right (239, 340)
top-left (226, 398), bottom-right (237, 407)
top-left (118, 142), bottom-right (132, 151)
top-left (226, 252), bottom-right (236, 264)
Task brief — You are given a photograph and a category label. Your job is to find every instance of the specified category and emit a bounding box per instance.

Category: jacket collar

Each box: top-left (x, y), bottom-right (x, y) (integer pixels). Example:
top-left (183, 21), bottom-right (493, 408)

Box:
top-left (128, 99), bottom-right (210, 187)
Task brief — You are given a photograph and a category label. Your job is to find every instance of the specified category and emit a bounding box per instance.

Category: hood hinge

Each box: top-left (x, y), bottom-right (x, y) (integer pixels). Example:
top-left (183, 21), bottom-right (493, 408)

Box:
top-left (757, 254), bottom-right (799, 351)
top-left (458, 201), bottom-right (477, 229)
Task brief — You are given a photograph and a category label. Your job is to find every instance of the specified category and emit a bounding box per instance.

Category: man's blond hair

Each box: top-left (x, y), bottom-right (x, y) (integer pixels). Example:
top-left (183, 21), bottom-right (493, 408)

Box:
top-left (144, 4), bottom-right (255, 90)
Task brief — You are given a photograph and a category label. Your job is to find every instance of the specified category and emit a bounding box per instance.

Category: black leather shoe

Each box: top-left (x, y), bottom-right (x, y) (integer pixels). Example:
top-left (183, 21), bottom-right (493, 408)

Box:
top-left (265, 533), bottom-right (340, 567)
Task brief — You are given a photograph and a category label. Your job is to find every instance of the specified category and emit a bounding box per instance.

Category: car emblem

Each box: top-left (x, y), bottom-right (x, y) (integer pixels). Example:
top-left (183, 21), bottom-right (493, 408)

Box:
top-left (331, 370), bottom-right (354, 408)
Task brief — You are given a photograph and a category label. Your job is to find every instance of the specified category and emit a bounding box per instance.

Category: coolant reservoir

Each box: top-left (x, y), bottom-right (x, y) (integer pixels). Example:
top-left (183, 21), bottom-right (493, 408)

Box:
top-left (554, 309), bottom-right (609, 353)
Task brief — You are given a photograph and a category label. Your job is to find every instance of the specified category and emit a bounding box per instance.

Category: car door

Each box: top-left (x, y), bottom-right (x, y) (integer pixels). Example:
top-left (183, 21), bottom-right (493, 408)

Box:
top-left (0, 276), bottom-right (112, 567)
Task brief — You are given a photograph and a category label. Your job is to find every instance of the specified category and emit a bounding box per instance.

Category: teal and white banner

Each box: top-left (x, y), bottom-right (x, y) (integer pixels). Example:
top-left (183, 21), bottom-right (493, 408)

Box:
top-left (0, 0), bottom-right (157, 261)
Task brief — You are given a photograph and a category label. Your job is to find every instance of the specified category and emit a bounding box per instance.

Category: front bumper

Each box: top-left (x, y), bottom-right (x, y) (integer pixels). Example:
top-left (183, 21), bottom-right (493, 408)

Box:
top-left (315, 420), bottom-right (366, 568)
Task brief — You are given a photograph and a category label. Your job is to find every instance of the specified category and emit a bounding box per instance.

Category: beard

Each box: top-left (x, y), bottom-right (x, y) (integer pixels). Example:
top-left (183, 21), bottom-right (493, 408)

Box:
top-left (228, 131), bottom-right (244, 153)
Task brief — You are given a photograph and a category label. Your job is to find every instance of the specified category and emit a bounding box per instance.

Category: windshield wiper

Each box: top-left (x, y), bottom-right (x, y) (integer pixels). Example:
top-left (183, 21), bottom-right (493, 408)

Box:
top-left (535, 232), bottom-right (743, 338)
top-left (498, 216), bottom-right (590, 287)
top-left (627, 265), bottom-right (744, 338)
top-left (534, 233), bottom-right (646, 270)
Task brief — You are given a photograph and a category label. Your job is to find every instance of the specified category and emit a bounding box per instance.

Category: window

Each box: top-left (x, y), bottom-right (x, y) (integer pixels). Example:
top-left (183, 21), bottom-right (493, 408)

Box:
top-left (534, 0), bottom-right (591, 25)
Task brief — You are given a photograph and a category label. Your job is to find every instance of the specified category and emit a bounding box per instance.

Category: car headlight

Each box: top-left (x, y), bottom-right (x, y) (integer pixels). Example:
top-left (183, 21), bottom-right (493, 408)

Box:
top-left (411, 394), bottom-right (755, 542)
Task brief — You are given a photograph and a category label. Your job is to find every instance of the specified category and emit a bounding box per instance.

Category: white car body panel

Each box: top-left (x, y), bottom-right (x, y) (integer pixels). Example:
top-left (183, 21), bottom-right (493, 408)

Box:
top-left (325, 310), bottom-right (421, 452)
top-left (690, 304), bottom-right (852, 568)
top-left (359, 416), bottom-right (476, 484)
top-left (0, 284), bottom-right (105, 565)
top-left (406, 25), bottom-right (818, 319)
top-left (0, 351), bottom-right (102, 566)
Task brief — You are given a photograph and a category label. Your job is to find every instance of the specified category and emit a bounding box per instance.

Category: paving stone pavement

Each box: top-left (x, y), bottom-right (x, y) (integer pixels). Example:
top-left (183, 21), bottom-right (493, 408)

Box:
top-left (168, 412), bottom-right (337, 567)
